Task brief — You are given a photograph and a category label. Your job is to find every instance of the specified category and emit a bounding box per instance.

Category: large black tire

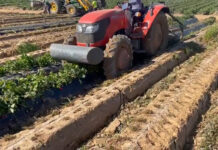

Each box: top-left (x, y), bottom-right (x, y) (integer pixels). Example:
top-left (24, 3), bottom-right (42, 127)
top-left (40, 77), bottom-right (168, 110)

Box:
top-left (65, 0), bottom-right (70, 5)
top-left (103, 35), bottom-right (133, 79)
top-left (66, 4), bottom-right (77, 16)
top-left (49, 0), bottom-right (62, 14)
top-left (143, 12), bottom-right (168, 55)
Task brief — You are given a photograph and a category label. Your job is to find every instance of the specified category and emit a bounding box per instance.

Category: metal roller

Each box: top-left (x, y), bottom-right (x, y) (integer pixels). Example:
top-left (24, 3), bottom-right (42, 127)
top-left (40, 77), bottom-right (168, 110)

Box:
top-left (50, 44), bottom-right (104, 65)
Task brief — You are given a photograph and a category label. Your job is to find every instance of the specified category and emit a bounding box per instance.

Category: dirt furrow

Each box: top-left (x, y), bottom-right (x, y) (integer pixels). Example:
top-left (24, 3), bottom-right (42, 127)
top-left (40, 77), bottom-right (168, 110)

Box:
top-left (0, 49), bottom-right (49, 65)
top-left (0, 37), bottom-right (64, 59)
top-left (0, 25), bottom-right (75, 41)
top-left (0, 18), bottom-right (74, 28)
top-left (84, 48), bottom-right (218, 150)
top-left (0, 38), bottom-right (199, 149)
top-left (0, 28), bottom-right (75, 59)
top-left (0, 15), bottom-right (71, 25)
top-left (0, 28), bottom-right (74, 48)
top-left (0, 19), bottom-right (77, 35)
top-left (193, 91), bottom-right (218, 150)
top-left (0, 27), bottom-right (74, 48)
top-left (83, 39), bottom-right (217, 149)
top-left (0, 13), bottom-right (37, 19)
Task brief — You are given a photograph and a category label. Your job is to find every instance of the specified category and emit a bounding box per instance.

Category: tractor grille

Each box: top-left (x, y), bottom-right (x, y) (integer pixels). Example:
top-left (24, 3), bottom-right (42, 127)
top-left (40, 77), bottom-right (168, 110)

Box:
top-left (76, 18), bottom-right (110, 45)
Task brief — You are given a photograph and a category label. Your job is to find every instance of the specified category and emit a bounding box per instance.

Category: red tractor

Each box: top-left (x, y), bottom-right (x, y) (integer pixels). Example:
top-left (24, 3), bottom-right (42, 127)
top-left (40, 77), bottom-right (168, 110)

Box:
top-left (50, 0), bottom-right (182, 79)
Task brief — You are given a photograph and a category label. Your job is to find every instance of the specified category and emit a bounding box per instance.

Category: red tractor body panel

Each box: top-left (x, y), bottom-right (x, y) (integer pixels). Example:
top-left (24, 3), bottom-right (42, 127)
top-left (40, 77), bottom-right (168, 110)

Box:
top-left (142, 4), bottom-right (169, 37)
top-left (77, 9), bottom-right (129, 47)
top-left (77, 4), bottom-right (169, 47)
top-left (132, 4), bottom-right (169, 38)
top-left (79, 9), bottom-right (123, 24)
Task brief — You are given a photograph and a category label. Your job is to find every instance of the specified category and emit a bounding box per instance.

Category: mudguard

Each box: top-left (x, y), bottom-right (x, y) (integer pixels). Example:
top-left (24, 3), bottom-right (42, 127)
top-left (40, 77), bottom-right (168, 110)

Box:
top-left (141, 4), bottom-right (169, 38)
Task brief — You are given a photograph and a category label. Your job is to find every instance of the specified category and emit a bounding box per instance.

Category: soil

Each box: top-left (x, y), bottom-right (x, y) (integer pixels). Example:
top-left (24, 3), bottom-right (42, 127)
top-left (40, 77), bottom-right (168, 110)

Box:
top-left (0, 7), bottom-right (43, 14)
top-left (0, 10), bottom-right (217, 150)
top-left (0, 32), bottom-right (206, 149)
top-left (194, 91), bottom-right (218, 149)
top-left (0, 27), bottom-right (76, 59)
top-left (195, 14), bottom-right (218, 21)
top-left (85, 43), bottom-right (218, 150)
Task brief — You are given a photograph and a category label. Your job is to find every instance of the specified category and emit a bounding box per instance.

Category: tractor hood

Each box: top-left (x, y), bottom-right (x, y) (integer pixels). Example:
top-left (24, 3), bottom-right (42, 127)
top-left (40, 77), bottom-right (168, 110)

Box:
top-left (79, 9), bottom-right (123, 24)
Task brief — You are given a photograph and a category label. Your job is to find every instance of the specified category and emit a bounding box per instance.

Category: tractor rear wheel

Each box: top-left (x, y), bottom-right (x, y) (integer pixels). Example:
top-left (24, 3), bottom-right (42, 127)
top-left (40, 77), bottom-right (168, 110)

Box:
top-left (50, 0), bottom-right (62, 14)
top-left (143, 12), bottom-right (168, 55)
top-left (65, 0), bottom-right (70, 5)
top-left (66, 4), bottom-right (77, 16)
top-left (103, 35), bottom-right (133, 79)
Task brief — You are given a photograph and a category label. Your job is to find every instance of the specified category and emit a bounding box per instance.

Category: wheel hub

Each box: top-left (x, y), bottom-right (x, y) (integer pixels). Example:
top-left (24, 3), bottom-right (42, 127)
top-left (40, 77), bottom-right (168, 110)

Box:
top-left (69, 7), bottom-right (75, 14)
top-left (51, 2), bottom-right (57, 12)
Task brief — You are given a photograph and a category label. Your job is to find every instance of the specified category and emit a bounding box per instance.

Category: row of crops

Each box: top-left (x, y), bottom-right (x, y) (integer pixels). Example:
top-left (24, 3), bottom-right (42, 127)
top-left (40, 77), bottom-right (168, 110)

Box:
top-left (0, 48), bottom-right (88, 116)
top-left (106, 0), bottom-right (218, 15)
top-left (0, 0), bottom-right (217, 126)
top-left (0, 0), bottom-right (31, 9)
top-left (1, 0), bottom-right (218, 15)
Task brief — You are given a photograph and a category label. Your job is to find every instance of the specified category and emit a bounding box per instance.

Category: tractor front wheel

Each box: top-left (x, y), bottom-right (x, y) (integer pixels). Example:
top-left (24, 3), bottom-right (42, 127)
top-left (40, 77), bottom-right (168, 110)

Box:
top-left (66, 4), bottom-right (77, 16)
top-left (49, 0), bottom-right (62, 14)
top-left (103, 35), bottom-right (133, 79)
top-left (143, 12), bottom-right (168, 55)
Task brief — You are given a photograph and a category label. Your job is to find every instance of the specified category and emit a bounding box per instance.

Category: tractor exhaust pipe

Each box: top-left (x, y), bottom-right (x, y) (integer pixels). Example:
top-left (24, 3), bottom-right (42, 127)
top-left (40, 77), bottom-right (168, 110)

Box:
top-left (50, 44), bottom-right (104, 65)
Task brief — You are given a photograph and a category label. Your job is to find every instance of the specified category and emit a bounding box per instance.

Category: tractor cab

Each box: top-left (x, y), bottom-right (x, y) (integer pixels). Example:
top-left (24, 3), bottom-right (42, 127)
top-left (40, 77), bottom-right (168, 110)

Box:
top-left (121, 0), bottom-right (149, 26)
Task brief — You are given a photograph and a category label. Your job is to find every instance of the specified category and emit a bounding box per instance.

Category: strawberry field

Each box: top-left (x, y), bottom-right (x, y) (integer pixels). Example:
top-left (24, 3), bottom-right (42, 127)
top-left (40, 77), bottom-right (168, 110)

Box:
top-left (0, 54), bottom-right (87, 115)
top-left (0, 0), bottom-right (30, 9)
top-left (0, 1), bottom-right (217, 149)
top-left (106, 0), bottom-right (218, 15)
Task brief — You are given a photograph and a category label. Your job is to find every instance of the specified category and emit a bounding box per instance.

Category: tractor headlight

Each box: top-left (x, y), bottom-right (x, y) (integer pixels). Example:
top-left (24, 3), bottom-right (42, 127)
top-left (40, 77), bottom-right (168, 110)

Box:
top-left (76, 24), bottom-right (83, 33)
top-left (85, 24), bottom-right (99, 33)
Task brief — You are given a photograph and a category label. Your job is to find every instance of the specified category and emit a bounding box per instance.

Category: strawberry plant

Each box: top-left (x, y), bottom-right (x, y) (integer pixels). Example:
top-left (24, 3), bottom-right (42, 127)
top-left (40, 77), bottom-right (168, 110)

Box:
top-left (0, 54), bottom-right (57, 77)
top-left (17, 43), bottom-right (40, 54)
top-left (0, 63), bottom-right (87, 116)
top-left (105, 0), bottom-right (218, 15)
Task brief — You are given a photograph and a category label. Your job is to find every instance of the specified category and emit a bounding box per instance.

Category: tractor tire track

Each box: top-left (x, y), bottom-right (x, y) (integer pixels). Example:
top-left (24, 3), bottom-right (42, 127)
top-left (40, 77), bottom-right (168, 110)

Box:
top-left (107, 49), bottom-right (218, 150)
top-left (84, 39), bottom-right (218, 150)
top-left (0, 37), bottom-right (199, 149)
